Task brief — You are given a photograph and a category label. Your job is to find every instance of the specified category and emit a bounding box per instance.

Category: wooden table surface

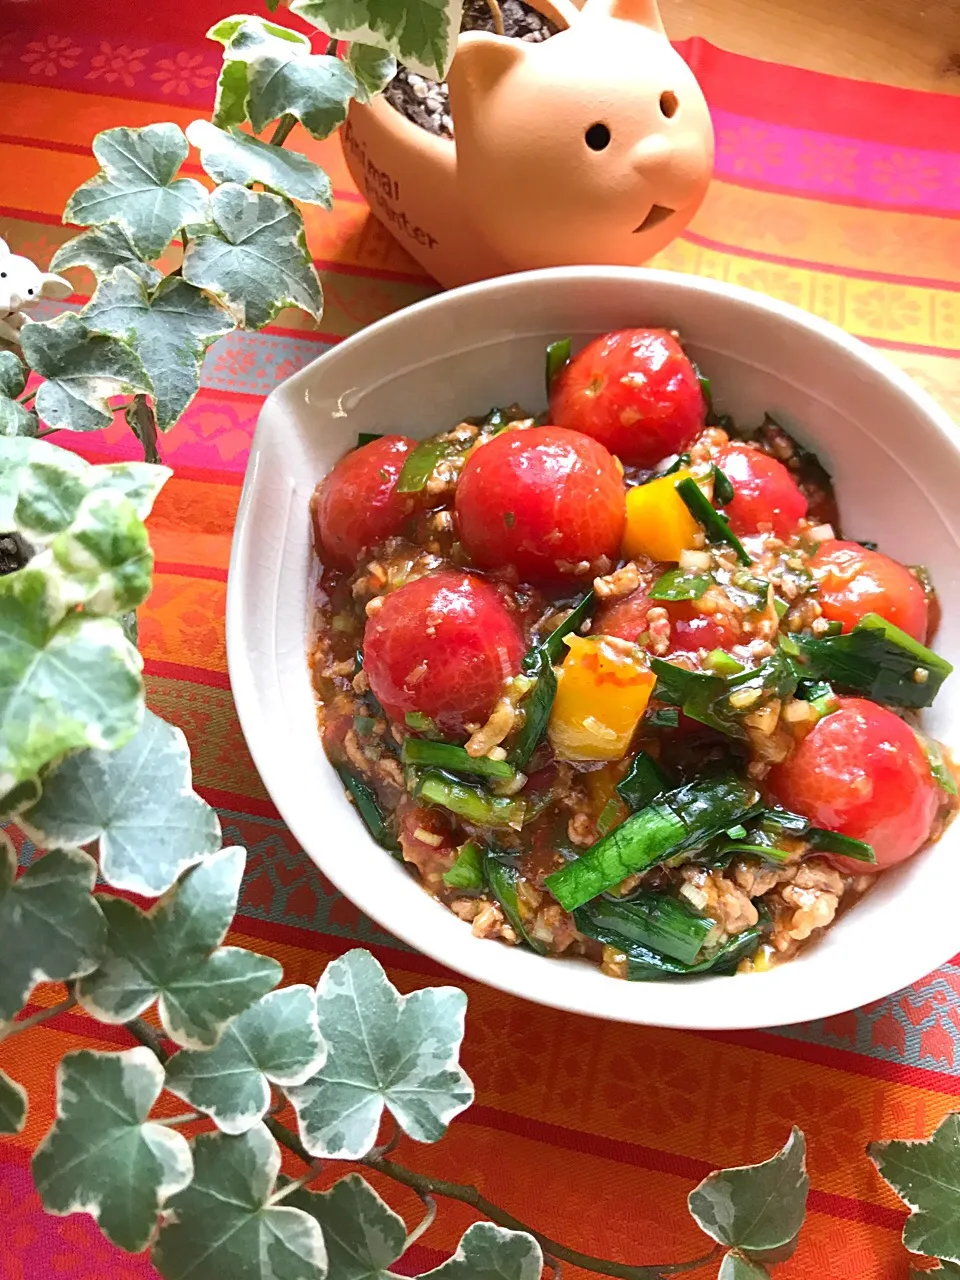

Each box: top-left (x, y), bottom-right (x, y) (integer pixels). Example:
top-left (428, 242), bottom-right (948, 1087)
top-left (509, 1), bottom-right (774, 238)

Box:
top-left (661, 0), bottom-right (960, 94)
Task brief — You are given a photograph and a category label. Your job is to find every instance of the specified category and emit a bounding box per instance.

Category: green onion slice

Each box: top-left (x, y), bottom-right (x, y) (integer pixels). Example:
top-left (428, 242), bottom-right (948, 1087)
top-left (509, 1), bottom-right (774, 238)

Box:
top-left (335, 766), bottom-right (399, 852)
top-left (418, 769), bottom-right (526, 829)
top-left (443, 841), bottom-right (485, 890)
top-left (402, 738), bottom-right (516, 782)
top-left (675, 476), bottom-right (751, 566)
top-left (576, 892), bottom-right (715, 966)
top-left (545, 337), bottom-right (572, 396)
top-left (484, 853), bottom-right (549, 953)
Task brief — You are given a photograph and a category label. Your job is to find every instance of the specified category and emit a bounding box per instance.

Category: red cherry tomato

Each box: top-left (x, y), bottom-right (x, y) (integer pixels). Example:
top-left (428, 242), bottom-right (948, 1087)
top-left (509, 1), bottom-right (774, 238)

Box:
top-left (311, 435), bottom-right (418, 569)
top-left (549, 329), bottom-right (705, 467)
top-left (716, 442), bottom-right (807, 538)
top-left (768, 697), bottom-right (939, 871)
top-left (454, 427), bottom-right (625, 585)
top-left (811, 539), bottom-right (927, 642)
top-left (597, 587), bottom-right (739, 657)
top-left (363, 570), bottom-right (525, 737)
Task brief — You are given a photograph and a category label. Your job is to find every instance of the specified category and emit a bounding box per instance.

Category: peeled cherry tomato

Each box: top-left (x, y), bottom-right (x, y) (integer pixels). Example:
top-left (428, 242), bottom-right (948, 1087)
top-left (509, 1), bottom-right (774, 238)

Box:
top-left (716, 442), bottom-right (807, 538)
top-left (811, 539), bottom-right (927, 642)
top-left (363, 570), bottom-right (525, 737)
top-left (768, 697), bottom-right (940, 870)
top-left (311, 435), bottom-right (418, 568)
top-left (597, 587), bottom-right (739, 658)
top-left (549, 328), bottom-right (705, 467)
top-left (455, 427), bottom-right (625, 585)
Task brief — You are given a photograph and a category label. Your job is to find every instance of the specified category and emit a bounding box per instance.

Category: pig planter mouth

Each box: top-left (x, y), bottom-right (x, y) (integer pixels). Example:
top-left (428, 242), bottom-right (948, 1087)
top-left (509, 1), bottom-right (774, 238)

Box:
top-left (635, 204), bottom-right (676, 233)
top-left (340, 0), bottom-right (715, 289)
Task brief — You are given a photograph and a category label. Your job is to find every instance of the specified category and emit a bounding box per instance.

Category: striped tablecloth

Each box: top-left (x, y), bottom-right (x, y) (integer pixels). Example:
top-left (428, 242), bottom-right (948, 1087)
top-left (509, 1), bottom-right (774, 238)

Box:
top-left (3, 2), bottom-right (960, 1275)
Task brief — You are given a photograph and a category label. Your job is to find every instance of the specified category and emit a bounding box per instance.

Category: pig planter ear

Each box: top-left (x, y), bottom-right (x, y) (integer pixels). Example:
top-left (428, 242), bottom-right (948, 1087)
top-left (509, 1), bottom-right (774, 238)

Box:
top-left (0, 238), bottom-right (71, 346)
top-left (339, 0), bottom-right (713, 287)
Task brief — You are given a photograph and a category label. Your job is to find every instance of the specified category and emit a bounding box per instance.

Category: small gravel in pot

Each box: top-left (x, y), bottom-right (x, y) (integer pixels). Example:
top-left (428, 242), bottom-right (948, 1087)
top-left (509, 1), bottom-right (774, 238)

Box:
top-left (382, 0), bottom-right (560, 138)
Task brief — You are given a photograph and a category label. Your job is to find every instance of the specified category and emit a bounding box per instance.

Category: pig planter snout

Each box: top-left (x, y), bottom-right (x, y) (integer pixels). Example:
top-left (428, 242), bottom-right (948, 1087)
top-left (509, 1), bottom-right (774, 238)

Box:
top-left (341, 0), bottom-right (714, 288)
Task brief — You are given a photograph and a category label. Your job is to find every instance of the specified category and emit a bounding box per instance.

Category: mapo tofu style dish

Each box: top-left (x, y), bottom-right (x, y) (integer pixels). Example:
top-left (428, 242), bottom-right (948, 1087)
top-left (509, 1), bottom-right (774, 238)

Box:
top-left (309, 328), bottom-right (957, 982)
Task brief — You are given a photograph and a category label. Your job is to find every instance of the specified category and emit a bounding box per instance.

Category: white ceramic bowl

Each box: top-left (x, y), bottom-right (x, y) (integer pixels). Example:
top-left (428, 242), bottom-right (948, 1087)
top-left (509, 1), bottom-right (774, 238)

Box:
top-left (227, 266), bottom-right (960, 1030)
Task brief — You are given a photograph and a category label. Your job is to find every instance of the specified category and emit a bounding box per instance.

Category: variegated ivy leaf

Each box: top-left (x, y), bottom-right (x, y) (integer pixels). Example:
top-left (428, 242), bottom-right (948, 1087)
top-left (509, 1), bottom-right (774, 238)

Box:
top-left (51, 223), bottom-right (163, 289)
top-left (33, 1048), bottom-right (193, 1252)
top-left (717, 1255), bottom-right (770, 1280)
top-left (0, 434), bottom-right (170, 542)
top-left (344, 44), bottom-right (398, 103)
top-left (869, 1112), bottom-right (960, 1263)
top-left (153, 1124), bottom-right (327, 1280)
top-left (19, 311), bottom-right (152, 433)
top-left (246, 51), bottom-right (358, 139)
top-left (83, 266), bottom-right (234, 430)
top-left (0, 565), bottom-right (144, 788)
top-left (64, 123), bottom-right (208, 260)
top-left (287, 949), bottom-right (473, 1159)
top-left (913, 1266), bottom-right (960, 1279)
top-left (165, 985), bottom-right (325, 1135)
top-left (77, 846), bottom-right (281, 1048)
top-left (286, 1173), bottom-right (406, 1280)
top-left (421, 1223), bottom-right (544, 1280)
top-left (0, 838), bottom-right (106, 1022)
top-left (46, 488), bottom-right (154, 615)
top-left (182, 184), bottom-right (323, 330)
top-left (0, 776), bottom-right (41, 823)
top-left (0, 351), bottom-right (36, 437)
top-left (0, 1068), bottom-right (27, 1135)
top-left (208, 15), bottom-right (311, 130)
top-left (187, 120), bottom-right (333, 208)
top-left (291, 0), bottom-right (461, 80)
top-left (688, 1128), bottom-right (809, 1253)
top-left (21, 709), bottom-right (221, 897)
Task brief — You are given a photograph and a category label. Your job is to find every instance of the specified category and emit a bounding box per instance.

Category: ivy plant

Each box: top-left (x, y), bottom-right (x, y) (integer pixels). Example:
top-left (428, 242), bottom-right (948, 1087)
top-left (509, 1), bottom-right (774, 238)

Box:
top-left (3, 2), bottom-right (960, 1278)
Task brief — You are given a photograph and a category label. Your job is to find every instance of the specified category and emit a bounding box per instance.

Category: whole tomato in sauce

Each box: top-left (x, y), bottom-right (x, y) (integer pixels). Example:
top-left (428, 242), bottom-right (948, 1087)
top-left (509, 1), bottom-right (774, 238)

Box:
top-left (549, 328), bottom-right (705, 467)
top-left (716, 442), bottom-right (808, 538)
top-left (363, 570), bottom-right (525, 737)
top-left (311, 435), bottom-right (418, 568)
top-left (597, 585), bottom-right (739, 659)
top-left (811, 539), bottom-right (928, 642)
top-left (768, 697), bottom-right (941, 871)
top-left (455, 426), bottom-right (625, 585)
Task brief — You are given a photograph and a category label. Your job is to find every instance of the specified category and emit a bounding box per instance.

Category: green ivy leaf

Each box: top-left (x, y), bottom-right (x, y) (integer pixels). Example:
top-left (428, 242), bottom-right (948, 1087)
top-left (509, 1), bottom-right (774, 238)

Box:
top-left (21, 709), bottom-right (221, 896)
top-left (64, 123), bottom-right (208, 260)
top-left (1, 435), bottom-right (169, 542)
top-left (153, 1124), bottom-right (327, 1280)
top-left (208, 16), bottom-right (311, 129)
top-left (291, 0), bottom-right (461, 80)
top-left (33, 1047), bottom-right (193, 1252)
top-left (869, 1112), bottom-right (960, 1263)
top-left (186, 120), bottom-right (333, 208)
top-left (287, 949), bottom-right (473, 1159)
top-left (0, 1068), bottom-right (27, 1135)
top-left (51, 224), bottom-right (163, 289)
top-left (20, 312), bottom-right (152, 434)
top-left (0, 565), bottom-right (143, 788)
top-left (0, 839), bottom-right (106, 1023)
top-left (77, 846), bottom-right (281, 1048)
top-left (165, 985), bottom-right (325, 1134)
top-left (688, 1128), bottom-right (809, 1253)
top-left (83, 266), bottom-right (234, 430)
top-left (717, 1254), bottom-right (770, 1280)
top-left (421, 1224), bottom-right (544, 1280)
top-left (0, 396), bottom-right (38, 438)
top-left (246, 52), bottom-right (358, 139)
top-left (182, 184), bottom-right (323, 330)
top-left (0, 351), bottom-right (26, 399)
top-left (47, 488), bottom-right (154, 615)
top-left (286, 1173), bottom-right (406, 1280)
top-left (344, 45), bottom-right (397, 103)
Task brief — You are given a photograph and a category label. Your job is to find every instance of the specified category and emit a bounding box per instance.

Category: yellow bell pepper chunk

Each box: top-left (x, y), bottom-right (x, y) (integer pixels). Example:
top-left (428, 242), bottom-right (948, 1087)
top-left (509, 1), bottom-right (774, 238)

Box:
top-left (622, 468), bottom-right (701, 563)
top-left (548, 636), bottom-right (655, 762)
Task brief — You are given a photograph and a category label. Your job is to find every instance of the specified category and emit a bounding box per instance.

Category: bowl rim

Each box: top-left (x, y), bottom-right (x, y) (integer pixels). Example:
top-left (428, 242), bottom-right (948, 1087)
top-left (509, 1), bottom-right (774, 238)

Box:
top-left (226, 264), bottom-right (960, 1030)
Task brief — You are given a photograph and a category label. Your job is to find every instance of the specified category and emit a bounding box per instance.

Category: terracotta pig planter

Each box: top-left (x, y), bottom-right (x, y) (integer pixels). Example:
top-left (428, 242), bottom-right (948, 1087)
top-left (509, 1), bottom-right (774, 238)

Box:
top-left (341, 0), bottom-right (714, 288)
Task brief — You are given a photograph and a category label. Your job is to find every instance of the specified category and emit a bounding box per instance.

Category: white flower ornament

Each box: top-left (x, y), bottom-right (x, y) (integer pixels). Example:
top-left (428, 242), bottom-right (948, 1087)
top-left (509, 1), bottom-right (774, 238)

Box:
top-left (0, 238), bottom-right (71, 345)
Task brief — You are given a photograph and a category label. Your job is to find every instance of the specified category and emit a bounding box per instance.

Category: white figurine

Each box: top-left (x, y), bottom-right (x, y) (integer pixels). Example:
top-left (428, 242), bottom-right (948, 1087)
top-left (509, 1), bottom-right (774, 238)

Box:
top-left (0, 238), bottom-right (71, 346)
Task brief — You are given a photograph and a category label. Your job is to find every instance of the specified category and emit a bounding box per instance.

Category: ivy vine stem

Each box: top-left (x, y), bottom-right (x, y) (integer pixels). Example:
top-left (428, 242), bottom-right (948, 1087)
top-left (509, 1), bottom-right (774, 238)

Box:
top-left (126, 1016), bottom-right (169, 1062)
top-left (269, 113), bottom-right (297, 146)
top-left (126, 393), bottom-right (161, 464)
top-left (18, 389), bottom-right (36, 409)
top-left (0, 994), bottom-right (75, 1042)
top-left (484, 0), bottom-right (505, 36)
top-left (262, 1118), bottom-right (718, 1280)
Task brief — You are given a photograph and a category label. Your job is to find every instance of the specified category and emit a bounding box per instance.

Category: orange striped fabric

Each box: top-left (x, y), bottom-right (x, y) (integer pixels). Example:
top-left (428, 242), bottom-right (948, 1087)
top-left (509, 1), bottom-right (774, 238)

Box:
top-left (2, 4), bottom-right (960, 1276)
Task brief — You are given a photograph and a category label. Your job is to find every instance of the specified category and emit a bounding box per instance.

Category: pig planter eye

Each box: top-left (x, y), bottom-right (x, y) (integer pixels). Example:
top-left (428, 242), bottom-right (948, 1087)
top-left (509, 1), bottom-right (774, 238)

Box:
top-left (340, 0), bottom-right (714, 288)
